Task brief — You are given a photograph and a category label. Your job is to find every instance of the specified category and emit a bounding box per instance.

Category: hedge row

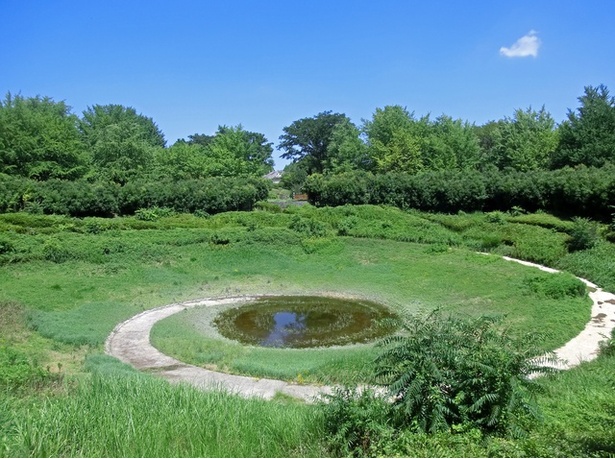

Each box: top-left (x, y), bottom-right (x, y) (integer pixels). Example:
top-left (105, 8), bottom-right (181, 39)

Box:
top-left (0, 175), bottom-right (269, 217)
top-left (303, 165), bottom-right (615, 221)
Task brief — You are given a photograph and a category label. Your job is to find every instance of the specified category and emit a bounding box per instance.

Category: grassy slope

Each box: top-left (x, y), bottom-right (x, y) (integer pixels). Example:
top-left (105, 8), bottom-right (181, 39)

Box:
top-left (151, 238), bottom-right (590, 384)
top-left (1, 205), bottom-right (613, 457)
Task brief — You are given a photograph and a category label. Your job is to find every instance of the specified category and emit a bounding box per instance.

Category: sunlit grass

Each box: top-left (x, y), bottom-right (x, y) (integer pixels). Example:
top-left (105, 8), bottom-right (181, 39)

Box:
top-left (2, 369), bottom-right (326, 457)
top-left (0, 205), bottom-right (612, 457)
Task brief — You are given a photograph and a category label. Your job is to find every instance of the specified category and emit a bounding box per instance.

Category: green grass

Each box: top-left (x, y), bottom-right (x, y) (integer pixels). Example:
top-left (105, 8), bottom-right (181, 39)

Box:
top-left (150, 239), bottom-right (590, 383)
top-left (0, 205), bottom-right (613, 457)
top-left (1, 368), bottom-right (326, 457)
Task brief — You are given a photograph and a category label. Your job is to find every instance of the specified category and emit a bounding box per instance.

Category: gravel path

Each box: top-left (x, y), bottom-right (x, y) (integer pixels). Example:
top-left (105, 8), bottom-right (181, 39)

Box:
top-left (105, 256), bottom-right (615, 401)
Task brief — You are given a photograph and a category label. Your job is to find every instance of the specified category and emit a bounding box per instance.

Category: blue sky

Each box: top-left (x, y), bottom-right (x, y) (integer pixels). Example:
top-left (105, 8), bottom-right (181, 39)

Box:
top-left (2, 0), bottom-right (614, 169)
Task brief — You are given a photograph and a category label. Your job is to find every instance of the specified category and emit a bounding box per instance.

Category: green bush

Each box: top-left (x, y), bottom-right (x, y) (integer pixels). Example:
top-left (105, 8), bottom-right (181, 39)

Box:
top-left (320, 387), bottom-right (396, 457)
top-left (0, 237), bottom-right (15, 254)
top-left (337, 216), bottom-right (359, 236)
top-left (375, 310), bottom-right (554, 436)
top-left (288, 215), bottom-right (330, 238)
top-left (134, 206), bottom-right (175, 221)
top-left (303, 166), bottom-right (615, 221)
top-left (253, 200), bottom-right (282, 213)
top-left (41, 238), bottom-right (72, 263)
top-left (0, 175), bottom-right (268, 217)
top-left (0, 346), bottom-right (54, 393)
top-left (567, 217), bottom-right (600, 252)
top-left (524, 273), bottom-right (587, 299)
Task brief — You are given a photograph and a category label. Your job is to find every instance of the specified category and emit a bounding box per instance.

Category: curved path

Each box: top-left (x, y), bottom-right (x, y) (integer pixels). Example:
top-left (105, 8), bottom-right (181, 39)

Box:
top-left (105, 256), bottom-right (615, 402)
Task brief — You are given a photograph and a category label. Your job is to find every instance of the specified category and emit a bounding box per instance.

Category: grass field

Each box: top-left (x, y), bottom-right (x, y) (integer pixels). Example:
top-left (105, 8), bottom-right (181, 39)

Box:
top-left (1, 204), bottom-right (614, 457)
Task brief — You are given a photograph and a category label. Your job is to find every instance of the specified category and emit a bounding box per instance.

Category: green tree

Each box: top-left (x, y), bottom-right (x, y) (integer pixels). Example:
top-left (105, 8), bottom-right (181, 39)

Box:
top-left (0, 93), bottom-right (88, 180)
top-left (209, 125), bottom-right (274, 176)
top-left (157, 125), bottom-right (274, 179)
top-left (184, 133), bottom-right (215, 147)
top-left (323, 118), bottom-right (371, 173)
top-left (423, 115), bottom-right (482, 171)
top-left (278, 111), bottom-right (349, 174)
top-left (487, 107), bottom-right (558, 171)
top-left (474, 120), bottom-right (504, 170)
top-left (79, 104), bottom-right (166, 149)
top-left (362, 105), bottom-right (425, 174)
top-left (375, 310), bottom-right (554, 436)
top-left (153, 142), bottom-right (210, 180)
top-left (553, 84), bottom-right (615, 168)
top-left (79, 104), bottom-right (166, 183)
top-left (280, 160), bottom-right (309, 194)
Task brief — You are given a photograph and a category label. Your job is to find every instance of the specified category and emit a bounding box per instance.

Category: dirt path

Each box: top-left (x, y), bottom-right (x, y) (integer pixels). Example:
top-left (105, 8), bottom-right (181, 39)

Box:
top-left (105, 256), bottom-right (615, 401)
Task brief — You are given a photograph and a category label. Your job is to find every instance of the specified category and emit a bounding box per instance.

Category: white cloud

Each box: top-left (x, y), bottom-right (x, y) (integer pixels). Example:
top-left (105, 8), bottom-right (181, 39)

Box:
top-left (500, 30), bottom-right (541, 58)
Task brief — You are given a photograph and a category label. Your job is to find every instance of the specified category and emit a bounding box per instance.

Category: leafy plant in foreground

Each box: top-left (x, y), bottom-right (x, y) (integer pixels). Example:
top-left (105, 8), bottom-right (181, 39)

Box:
top-left (375, 310), bottom-right (556, 436)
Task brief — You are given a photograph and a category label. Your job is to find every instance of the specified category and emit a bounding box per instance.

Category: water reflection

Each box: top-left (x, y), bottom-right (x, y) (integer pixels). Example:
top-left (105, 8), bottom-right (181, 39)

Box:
top-left (261, 312), bottom-right (307, 347)
top-left (214, 296), bottom-right (400, 348)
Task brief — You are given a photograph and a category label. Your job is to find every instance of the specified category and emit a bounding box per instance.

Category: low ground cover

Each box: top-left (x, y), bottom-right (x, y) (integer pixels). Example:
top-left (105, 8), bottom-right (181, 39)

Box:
top-left (0, 204), bottom-right (613, 457)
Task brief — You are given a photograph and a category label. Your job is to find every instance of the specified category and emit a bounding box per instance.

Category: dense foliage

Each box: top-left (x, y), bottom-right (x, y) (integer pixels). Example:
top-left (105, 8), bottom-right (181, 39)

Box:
top-left (303, 165), bottom-right (615, 221)
top-left (1, 84), bottom-right (614, 221)
top-left (0, 94), bottom-right (88, 180)
top-left (0, 95), bottom-right (274, 193)
top-left (375, 311), bottom-right (554, 436)
top-left (0, 174), bottom-right (268, 217)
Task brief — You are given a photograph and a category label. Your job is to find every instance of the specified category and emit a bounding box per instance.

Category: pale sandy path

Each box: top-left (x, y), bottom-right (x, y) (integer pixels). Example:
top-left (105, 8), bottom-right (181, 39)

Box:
top-left (500, 256), bottom-right (615, 369)
top-left (105, 255), bottom-right (615, 401)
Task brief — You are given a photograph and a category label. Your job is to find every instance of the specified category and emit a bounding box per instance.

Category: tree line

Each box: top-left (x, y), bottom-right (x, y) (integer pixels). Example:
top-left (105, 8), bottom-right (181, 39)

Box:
top-left (1, 84), bottom-right (614, 217)
top-left (278, 84), bottom-right (615, 191)
top-left (0, 95), bottom-right (275, 183)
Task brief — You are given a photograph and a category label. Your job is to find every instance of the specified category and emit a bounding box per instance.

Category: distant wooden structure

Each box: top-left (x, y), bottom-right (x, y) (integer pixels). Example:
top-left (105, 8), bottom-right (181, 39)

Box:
top-left (293, 193), bottom-right (308, 201)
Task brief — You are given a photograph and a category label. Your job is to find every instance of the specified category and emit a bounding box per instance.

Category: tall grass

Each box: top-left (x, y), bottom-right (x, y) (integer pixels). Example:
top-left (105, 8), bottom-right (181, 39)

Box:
top-left (2, 367), bottom-right (326, 457)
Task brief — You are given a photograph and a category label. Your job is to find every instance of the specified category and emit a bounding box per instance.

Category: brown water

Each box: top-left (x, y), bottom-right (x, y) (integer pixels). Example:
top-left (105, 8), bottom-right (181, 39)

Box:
top-left (214, 296), bottom-right (400, 348)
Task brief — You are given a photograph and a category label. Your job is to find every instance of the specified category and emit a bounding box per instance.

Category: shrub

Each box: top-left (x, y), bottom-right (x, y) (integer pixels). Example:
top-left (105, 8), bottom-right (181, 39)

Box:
top-left (134, 207), bottom-right (175, 221)
top-left (0, 346), bottom-right (55, 393)
top-left (253, 201), bottom-right (282, 213)
top-left (288, 215), bottom-right (330, 238)
top-left (337, 216), bottom-right (359, 236)
top-left (41, 238), bottom-right (72, 263)
top-left (320, 387), bottom-right (396, 457)
top-left (567, 217), bottom-right (600, 252)
top-left (524, 273), bottom-right (587, 299)
top-left (0, 237), bottom-right (15, 254)
top-left (375, 310), bottom-right (554, 436)
top-left (303, 166), bottom-right (615, 221)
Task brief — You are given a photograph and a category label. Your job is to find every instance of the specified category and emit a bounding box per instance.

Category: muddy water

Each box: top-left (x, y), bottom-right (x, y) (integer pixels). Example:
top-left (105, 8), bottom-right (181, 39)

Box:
top-left (214, 296), bottom-right (400, 348)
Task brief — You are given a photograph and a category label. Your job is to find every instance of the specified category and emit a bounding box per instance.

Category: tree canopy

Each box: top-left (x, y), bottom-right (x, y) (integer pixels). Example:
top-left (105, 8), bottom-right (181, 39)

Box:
top-left (278, 111), bottom-right (350, 174)
top-left (0, 93), bottom-right (88, 180)
top-left (553, 84), bottom-right (615, 168)
top-left (487, 107), bottom-right (558, 172)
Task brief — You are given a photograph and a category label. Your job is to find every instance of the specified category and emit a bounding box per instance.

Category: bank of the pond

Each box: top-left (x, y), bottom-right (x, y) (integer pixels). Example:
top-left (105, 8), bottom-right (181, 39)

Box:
top-left (105, 255), bottom-right (615, 401)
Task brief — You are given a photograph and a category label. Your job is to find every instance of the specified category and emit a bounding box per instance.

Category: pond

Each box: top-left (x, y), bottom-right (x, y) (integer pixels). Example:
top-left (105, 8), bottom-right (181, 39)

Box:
top-left (214, 296), bottom-right (400, 348)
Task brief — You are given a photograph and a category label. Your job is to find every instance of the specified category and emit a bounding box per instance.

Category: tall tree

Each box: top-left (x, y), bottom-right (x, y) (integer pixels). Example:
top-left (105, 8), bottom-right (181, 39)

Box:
top-left (487, 107), bottom-right (558, 172)
top-left (278, 111), bottom-right (349, 174)
top-left (553, 84), bottom-right (615, 168)
top-left (79, 104), bottom-right (166, 149)
top-left (208, 125), bottom-right (274, 176)
top-left (156, 125), bottom-right (273, 179)
top-left (323, 118), bottom-right (371, 173)
top-left (362, 105), bottom-right (425, 174)
top-left (0, 93), bottom-right (88, 180)
top-left (79, 104), bottom-right (166, 183)
top-left (423, 115), bottom-right (482, 171)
